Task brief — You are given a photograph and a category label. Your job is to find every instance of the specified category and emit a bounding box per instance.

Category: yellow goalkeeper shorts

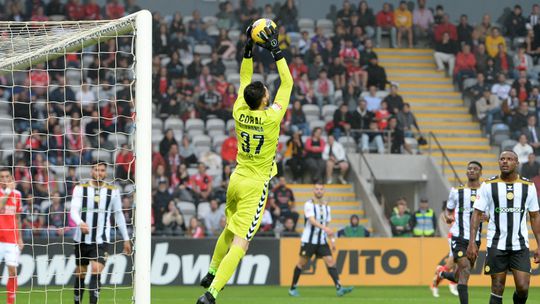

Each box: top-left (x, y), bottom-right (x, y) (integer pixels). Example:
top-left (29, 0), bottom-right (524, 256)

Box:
top-left (225, 172), bottom-right (269, 241)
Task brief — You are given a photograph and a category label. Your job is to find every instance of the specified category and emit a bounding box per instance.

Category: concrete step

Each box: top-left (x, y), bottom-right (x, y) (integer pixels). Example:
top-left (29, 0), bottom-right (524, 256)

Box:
top-left (378, 54), bottom-right (433, 61)
top-left (407, 98), bottom-right (463, 105)
top-left (387, 70), bottom-right (446, 78)
top-left (434, 137), bottom-right (489, 144)
top-left (389, 76), bottom-right (451, 84)
top-left (401, 91), bottom-right (461, 98)
top-left (379, 57), bottom-right (433, 64)
top-left (375, 48), bottom-right (433, 54)
top-left (413, 106), bottom-right (468, 113)
top-left (416, 113), bottom-right (473, 122)
top-left (399, 83), bottom-right (455, 91)
top-left (419, 121), bottom-right (477, 127)
top-left (439, 144), bottom-right (492, 152)
top-left (382, 61), bottom-right (436, 68)
top-left (422, 129), bottom-right (482, 136)
top-left (294, 191), bottom-right (355, 201)
top-left (289, 184), bottom-right (353, 193)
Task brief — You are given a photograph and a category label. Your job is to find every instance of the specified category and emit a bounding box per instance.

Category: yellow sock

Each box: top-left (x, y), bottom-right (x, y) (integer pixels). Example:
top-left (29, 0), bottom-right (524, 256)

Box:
top-left (208, 244), bottom-right (245, 299)
top-left (209, 228), bottom-right (234, 273)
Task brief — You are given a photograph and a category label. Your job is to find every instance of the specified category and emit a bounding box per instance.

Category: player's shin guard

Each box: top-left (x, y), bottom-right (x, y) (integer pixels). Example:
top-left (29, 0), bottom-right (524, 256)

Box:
top-left (457, 284), bottom-right (468, 304)
top-left (209, 244), bottom-right (246, 299)
top-left (89, 274), bottom-right (101, 304)
top-left (291, 266), bottom-right (302, 290)
top-left (326, 266), bottom-right (342, 289)
top-left (513, 291), bottom-right (528, 304)
top-left (74, 275), bottom-right (85, 304)
top-left (7, 276), bottom-right (16, 304)
top-left (489, 293), bottom-right (503, 304)
top-left (208, 228), bottom-right (234, 274)
top-left (441, 271), bottom-right (457, 283)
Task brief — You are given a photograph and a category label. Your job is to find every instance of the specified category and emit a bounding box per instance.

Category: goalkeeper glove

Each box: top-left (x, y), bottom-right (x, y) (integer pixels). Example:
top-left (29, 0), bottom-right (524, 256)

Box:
top-left (256, 25), bottom-right (283, 61)
top-left (243, 25), bottom-right (255, 59)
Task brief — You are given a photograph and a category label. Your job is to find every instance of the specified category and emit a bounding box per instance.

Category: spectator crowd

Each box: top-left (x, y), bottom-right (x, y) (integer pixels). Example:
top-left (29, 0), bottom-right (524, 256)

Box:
top-left (4, 0), bottom-right (537, 238)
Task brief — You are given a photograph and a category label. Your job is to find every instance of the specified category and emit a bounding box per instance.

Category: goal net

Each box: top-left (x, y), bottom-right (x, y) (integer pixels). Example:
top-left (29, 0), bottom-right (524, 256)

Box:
top-left (0, 11), bottom-right (151, 303)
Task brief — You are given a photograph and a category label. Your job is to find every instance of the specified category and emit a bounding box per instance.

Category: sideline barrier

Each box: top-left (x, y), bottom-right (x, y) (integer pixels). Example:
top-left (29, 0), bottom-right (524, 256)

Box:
top-left (279, 238), bottom-right (540, 286)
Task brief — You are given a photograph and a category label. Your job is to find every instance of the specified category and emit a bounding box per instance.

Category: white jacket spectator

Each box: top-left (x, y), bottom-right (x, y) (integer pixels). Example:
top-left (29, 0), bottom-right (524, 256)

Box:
top-left (203, 199), bottom-right (224, 237)
top-left (514, 134), bottom-right (534, 164)
top-left (491, 74), bottom-right (512, 100)
top-left (322, 135), bottom-right (349, 184)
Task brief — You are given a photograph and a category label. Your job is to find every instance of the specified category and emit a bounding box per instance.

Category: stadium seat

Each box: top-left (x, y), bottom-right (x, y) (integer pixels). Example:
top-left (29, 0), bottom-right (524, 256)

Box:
top-left (501, 139), bottom-right (517, 151)
top-left (288, 32), bottom-right (301, 48)
top-left (302, 104), bottom-right (320, 118)
top-left (194, 44), bottom-right (212, 57)
top-left (110, 134), bottom-right (128, 146)
top-left (178, 201), bottom-right (196, 227)
top-left (163, 117), bottom-right (184, 131)
top-left (91, 150), bottom-right (113, 163)
top-left (226, 72), bottom-right (240, 83)
top-left (202, 16), bottom-right (217, 26)
top-left (223, 59), bottom-right (238, 72)
top-left (252, 73), bottom-right (264, 83)
top-left (196, 145), bottom-right (211, 154)
top-left (193, 134), bottom-right (212, 149)
top-left (405, 137), bottom-right (419, 152)
top-left (197, 202), bottom-right (211, 219)
top-left (266, 73), bottom-right (279, 87)
top-left (152, 118), bottom-right (163, 131)
top-left (208, 129), bottom-right (225, 138)
top-left (298, 18), bottom-right (315, 30)
top-left (228, 29), bottom-right (240, 42)
top-left (462, 78), bottom-right (478, 90)
top-left (226, 119), bottom-right (236, 131)
top-left (212, 134), bottom-right (228, 154)
top-left (185, 118), bottom-right (205, 134)
top-left (491, 123), bottom-right (510, 136)
top-left (339, 136), bottom-right (357, 153)
top-left (316, 18), bottom-right (333, 35)
top-left (309, 119), bottom-right (326, 131)
top-left (40, 200), bottom-right (52, 212)
top-left (182, 16), bottom-right (193, 25)
top-left (492, 133), bottom-right (510, 146)
top-left (322, 104), bottom-right (337, 118)
top-left (206, 118), bottom-right (226, 133)
top-left (376, 90), bottom-right (389, 99)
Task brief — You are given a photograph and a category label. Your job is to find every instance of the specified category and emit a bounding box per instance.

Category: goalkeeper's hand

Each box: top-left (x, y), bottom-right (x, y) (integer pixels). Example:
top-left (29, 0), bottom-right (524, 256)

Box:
top-left (243, 24), bottom-right (255, 58)
top-left (256, 25), bottom-right (283, 60)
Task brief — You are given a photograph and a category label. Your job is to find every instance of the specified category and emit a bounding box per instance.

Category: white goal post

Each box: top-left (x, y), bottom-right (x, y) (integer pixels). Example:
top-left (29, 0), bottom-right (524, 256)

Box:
top-left (0, 10), bottom-right (152, 303)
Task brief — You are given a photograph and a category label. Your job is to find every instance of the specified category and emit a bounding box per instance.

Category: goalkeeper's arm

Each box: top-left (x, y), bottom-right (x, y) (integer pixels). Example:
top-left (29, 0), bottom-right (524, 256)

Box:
top-left (237, 26), bottom-right (255, 100)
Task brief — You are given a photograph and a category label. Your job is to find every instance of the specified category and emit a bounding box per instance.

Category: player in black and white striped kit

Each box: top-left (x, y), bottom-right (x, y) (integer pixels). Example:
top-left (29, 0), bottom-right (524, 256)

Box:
top-left (70, 162), bottom-right (132, 304)
top-left (467, 151), bottom-right (540, 304)
top-left (434, 161), bottom-right (483, 303)
top-left (288, 183), bottom-right (353, 297)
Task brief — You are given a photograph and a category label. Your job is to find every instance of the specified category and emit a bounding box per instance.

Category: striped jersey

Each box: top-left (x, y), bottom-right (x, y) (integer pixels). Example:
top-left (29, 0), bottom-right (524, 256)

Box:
top-left (70, 183), bottom-right (130, 244)
top-left (301, 199), bottom-right (331, 245)
top-left (447, 186), bottom-right (481, 241)
top-left (473, 176), bottom-right (539, 251)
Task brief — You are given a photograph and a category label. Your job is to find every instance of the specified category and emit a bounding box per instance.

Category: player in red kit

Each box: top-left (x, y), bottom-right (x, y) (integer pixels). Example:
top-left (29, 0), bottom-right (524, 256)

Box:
top-left (0, 167), bottom-right (23, 304)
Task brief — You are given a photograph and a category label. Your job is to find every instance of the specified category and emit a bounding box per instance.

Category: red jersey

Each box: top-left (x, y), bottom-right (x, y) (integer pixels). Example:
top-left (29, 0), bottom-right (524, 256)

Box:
top-left (221, 137), bottom-right (238, 162)
top-left (0, 189), bottom-right (22, 244)
top-left (190, 174), bottom-right (212, 192)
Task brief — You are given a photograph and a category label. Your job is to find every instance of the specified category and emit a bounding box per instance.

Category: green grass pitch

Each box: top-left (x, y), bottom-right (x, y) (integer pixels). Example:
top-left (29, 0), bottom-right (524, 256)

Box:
top-left (8, 286), bottom-right (540, 303)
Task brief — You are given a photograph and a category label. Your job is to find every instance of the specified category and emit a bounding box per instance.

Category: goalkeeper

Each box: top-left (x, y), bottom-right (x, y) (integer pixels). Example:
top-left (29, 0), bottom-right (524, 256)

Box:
top-left (197, 22), bottom-right (293, 304)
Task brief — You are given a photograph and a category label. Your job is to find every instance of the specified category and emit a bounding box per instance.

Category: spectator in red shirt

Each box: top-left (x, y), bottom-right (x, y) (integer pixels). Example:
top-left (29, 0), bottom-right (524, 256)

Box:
top-left (375, 2), bottom-right (396, 48)
top-left (31, 5), bottom-right (49, 21)
top-left (434, 14), bottom-right (457, 43)
top-left (339, 39), bottom-right (360, 64)
top-left (305, 127), bottom-right (326, 183)
top-left (454, 44), bottom-right (477, 89)
top-left (65, 0), bottom-right (84, 21)
top-left (84, 0), bottom-right (101, 20)
top-left (375, 100), bottom-right (390, 130)
top-left (115, 144), bottom-right (135, 181)
top-left (190, 163), bottom-right (213, 203)
top-left (221, 128), bottom-right (237, 166)
top-left (106, 0), bottom-right (125, 19)
top-left (289, 55), bottom-right (308, 82)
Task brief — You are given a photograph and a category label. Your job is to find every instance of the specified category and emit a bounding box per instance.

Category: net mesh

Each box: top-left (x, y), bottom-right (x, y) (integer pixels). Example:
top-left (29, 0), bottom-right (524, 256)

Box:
top-left (0, 18), bottom-right (137, 303)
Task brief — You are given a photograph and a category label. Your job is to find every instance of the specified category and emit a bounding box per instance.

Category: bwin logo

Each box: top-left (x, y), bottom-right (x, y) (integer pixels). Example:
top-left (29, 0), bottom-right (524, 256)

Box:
top-left (495, 207), bottom-right (524, 213)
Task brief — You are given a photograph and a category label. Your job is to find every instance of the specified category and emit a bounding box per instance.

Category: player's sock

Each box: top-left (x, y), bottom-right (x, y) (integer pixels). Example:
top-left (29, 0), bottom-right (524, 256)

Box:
top-left (513, 291), bottom-right (528, 304)
top-left (441, 271), bottom-right (457, 283)
top-left (208, 244), bottom-right (246, 299)
top-left (208, 228), bottom-right (234, 273)
top-left (290, 266), bottom-right (302, 290)
top-left (89, 274), bottom-right (101, 304)
top-left (74, 275), bottom-right (85, 304)
top-left (489, 293), bottom-right (503, 304)
top-left (7, 276), bottom-right (16, 304)
top-left (326, 266), bottom-right (342, 289)
top-left (457, 284), bottom-right (468, 304)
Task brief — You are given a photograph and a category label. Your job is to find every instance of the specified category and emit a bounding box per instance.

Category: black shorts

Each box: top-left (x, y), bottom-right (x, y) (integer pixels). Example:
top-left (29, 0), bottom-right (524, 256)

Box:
top-left (451, 236), bottom-right (480, 261)
top-left (74, 243), bottom-right (109, 266)
top-left (484, 247), bottom-right (531, 275)
top-left (300, 243), bottom-right (332, 258)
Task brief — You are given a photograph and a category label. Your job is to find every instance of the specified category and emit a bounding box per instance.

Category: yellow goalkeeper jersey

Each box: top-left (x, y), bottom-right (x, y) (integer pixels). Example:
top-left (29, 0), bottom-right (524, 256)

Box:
top-left (232, 57), bottom-right (293, 181)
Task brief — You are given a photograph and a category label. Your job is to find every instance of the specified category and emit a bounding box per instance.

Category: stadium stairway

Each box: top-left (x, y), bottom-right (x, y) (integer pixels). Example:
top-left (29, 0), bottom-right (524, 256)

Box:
top-left (376, 48), bottom-right (500, 185)
top-left (288, 184), bottom-right (368, 233)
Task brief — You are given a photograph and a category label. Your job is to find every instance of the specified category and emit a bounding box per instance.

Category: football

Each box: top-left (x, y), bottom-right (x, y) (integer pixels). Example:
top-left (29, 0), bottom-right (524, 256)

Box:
top-left (251, 18), bottom-right (277, 44)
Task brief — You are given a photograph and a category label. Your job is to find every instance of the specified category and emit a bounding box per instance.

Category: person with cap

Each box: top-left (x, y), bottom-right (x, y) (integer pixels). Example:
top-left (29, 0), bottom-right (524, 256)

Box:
top-left (410, 197), bottom-right (437, 237)
top-left (337, 214), bottom-right (370, 237)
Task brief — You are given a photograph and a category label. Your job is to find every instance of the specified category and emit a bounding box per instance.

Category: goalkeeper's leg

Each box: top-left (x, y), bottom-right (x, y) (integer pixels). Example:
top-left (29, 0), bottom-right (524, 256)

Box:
top-left (200, 228), bottom-right (234, 288)
top-left (74, 265), bottom-right (87, 304)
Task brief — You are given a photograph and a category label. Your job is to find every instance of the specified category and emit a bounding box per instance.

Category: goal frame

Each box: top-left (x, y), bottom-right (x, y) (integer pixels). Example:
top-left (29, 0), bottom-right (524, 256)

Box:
top-left (0, 10), bottom-right (152, 303)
